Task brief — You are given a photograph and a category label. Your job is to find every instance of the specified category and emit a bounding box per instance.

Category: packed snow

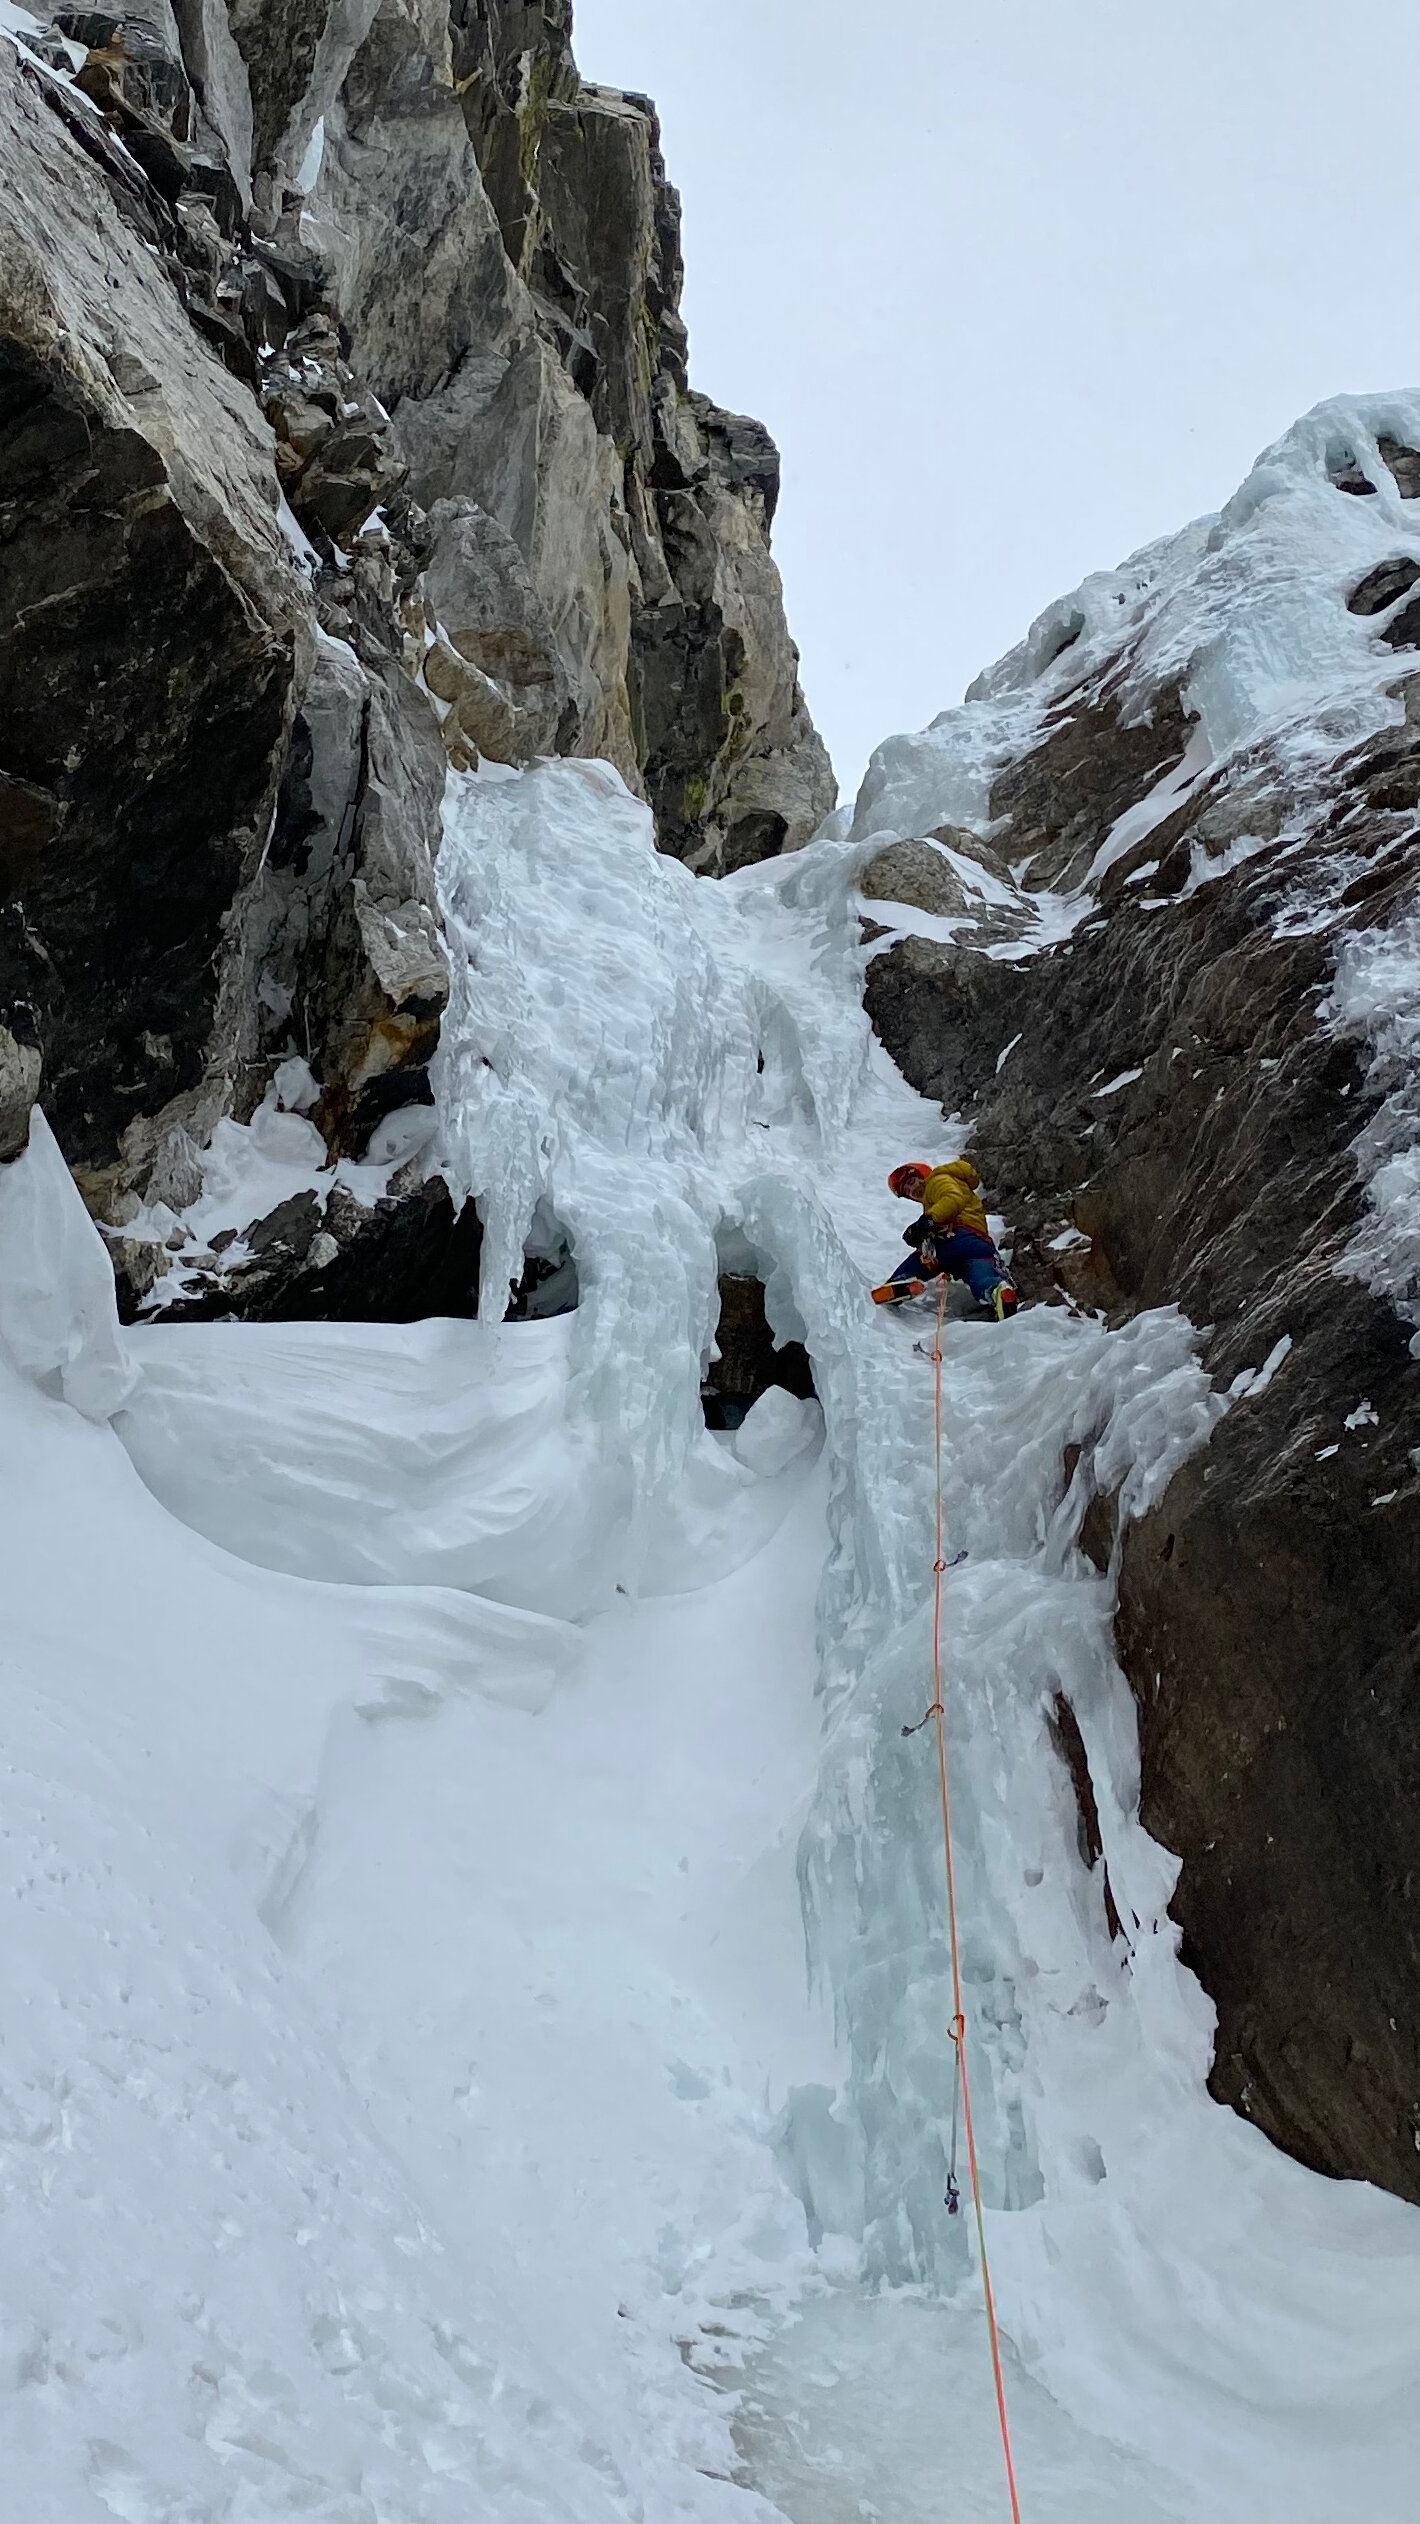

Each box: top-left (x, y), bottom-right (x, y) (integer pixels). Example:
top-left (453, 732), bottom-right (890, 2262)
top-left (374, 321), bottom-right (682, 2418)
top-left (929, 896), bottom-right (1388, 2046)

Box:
top-left (7, 446), bottom-right (1420, 2511)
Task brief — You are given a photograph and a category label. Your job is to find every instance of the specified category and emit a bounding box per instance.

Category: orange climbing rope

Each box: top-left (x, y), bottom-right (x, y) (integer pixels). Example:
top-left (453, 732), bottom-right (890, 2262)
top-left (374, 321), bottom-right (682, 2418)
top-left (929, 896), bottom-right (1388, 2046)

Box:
top-left (924, 1277), bottom-right (1024, 2524)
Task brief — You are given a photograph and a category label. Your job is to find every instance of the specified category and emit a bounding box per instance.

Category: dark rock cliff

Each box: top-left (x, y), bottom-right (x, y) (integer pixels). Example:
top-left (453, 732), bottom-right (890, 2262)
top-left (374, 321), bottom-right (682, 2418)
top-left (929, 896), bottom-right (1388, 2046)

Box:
top-left (859, 398), bottom-right (1420, 2207)
top-left (0, 0), bottom-right (832, 1314)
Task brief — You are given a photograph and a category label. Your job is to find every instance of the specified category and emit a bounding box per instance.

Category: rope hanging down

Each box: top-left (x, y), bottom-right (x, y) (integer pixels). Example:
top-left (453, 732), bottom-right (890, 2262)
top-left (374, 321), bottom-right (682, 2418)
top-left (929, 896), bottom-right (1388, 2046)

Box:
top-left (904, 1278), bottom-right (1024, 2524)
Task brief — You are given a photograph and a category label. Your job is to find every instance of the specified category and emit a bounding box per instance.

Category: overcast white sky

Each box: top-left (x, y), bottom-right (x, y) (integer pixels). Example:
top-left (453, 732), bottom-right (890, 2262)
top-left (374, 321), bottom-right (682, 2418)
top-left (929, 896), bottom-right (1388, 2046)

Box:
top-left (574, 0), bottom-right (1420, 803)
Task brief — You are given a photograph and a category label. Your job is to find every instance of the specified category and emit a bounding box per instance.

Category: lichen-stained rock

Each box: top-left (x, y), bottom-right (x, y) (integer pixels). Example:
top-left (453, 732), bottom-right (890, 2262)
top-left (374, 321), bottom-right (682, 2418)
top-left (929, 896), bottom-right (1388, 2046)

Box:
top-left (860, 391), bottom-right (1420, 2207)
top-left (450, 0), bottom-right (579, 278)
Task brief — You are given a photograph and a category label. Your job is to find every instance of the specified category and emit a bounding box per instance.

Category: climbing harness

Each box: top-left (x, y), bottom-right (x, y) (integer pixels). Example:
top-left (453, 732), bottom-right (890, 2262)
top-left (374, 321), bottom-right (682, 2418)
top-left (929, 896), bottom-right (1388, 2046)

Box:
top-left (902, 1278), bottom-right (1025, 2523)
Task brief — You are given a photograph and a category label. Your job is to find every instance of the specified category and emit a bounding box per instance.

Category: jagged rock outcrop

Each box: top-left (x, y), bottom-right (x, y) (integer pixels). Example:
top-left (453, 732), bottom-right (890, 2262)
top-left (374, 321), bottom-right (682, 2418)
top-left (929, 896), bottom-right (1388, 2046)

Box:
top-left (0, 0), bottom-right (831, 1313)
top-left (132, 1169), bottom-right (486, 1322)
top-left (185, 0), bottom-right (833, 863)
top-left (0, 26), bottom-right (450, 1250)
top-left (1, 52), bottom-right (309, 1196)
top-left (860, 395), bottom-right (1420, 2208)
top-left (383, 2), bottom-right (836, 868)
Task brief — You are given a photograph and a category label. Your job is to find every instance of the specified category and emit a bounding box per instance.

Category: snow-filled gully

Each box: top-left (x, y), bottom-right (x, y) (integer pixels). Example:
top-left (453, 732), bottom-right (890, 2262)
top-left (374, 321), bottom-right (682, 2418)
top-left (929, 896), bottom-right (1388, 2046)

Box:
top-left (2, 756), bottom-right (1419, 2521)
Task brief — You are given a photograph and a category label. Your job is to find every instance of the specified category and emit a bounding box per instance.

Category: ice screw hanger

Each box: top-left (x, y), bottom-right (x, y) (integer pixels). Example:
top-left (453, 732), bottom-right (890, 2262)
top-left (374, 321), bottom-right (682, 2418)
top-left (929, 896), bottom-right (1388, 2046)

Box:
top-left (945, 2012), bottom-right (964, 2213)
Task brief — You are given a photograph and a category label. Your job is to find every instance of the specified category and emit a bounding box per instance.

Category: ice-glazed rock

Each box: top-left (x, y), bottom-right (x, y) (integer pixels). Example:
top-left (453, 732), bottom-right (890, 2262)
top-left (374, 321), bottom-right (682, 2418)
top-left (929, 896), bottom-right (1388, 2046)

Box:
top-left (5, 516), bottom-right (1420, 2521)
top-left (426, 746), bottom-right (1420, 2520)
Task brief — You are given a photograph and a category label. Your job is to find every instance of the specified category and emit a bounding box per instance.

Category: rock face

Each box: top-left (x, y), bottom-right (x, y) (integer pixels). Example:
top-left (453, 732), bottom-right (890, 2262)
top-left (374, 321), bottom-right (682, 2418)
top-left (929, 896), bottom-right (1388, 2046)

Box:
top-left (0, 26), bottom-right (449, 1257)
top-left (133, 1172), bottom-right (486, 1324)
top-left (702, 1273), bottom-right (815, 1428)
top-left (0, 58), bottom-right (305, 1197)
top-left (859, 394), bottom-right (1420, 2207)
top-left (0, 0), bottom-right (831, 1307)
top-left (382, 4), bottom-right (836, 868)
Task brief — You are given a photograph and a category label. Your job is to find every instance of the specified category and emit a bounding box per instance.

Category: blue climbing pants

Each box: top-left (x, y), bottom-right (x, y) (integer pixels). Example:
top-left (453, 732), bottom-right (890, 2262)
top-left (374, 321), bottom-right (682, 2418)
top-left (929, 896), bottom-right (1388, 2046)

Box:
top-left (885, 1226), bottom-right (1006, 1306)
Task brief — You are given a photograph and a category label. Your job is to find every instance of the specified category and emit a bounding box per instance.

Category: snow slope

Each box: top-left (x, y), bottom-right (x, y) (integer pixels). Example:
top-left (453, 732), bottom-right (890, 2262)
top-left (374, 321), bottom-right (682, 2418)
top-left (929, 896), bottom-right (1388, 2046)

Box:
top-left (3, 723), bottom-right (1419, 2518)
top-left (0, 1123), bottom-right (826, 2521)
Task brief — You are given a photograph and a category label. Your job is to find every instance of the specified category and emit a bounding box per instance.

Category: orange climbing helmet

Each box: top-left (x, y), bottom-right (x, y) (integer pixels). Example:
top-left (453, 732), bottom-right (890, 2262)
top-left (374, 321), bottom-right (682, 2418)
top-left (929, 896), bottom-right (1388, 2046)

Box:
top-left (888, 1162), bottom-right (932, 1199)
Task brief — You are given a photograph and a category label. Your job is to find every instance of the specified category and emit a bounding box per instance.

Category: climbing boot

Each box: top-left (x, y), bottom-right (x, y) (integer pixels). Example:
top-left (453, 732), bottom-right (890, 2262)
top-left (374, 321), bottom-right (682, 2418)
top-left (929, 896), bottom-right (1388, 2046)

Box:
top-left (872, 1277), bottom-right (928, 1305)
top-left (990, 1282), bottom-right (1020, 1322)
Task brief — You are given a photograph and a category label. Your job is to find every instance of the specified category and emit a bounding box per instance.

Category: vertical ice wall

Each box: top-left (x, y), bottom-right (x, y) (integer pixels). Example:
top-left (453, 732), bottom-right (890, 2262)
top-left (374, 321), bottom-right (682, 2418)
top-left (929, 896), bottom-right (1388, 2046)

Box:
top-left (432, 757), bottom-right (878, 1592)
top-left (431, 768), bottom-right (1074, 2175)
top-left (431, 753), bottom-right (1226, 2274)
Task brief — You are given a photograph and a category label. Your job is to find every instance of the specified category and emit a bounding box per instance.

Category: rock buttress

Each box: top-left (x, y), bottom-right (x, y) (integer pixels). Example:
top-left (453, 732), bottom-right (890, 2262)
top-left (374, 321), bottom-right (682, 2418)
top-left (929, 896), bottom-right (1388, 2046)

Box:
top-left (864, 634), bottom-right (1420, 2206)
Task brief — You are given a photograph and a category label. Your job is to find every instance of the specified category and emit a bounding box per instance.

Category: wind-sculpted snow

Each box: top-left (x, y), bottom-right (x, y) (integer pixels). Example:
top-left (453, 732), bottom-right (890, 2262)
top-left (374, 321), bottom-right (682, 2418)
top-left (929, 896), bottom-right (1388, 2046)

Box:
top-left (0, 1027), bottom-right (824, 2520)
top-left (118, 1314), bottom-right (610, 1620)
top-left (0, 1109), bottom-right (137, 1418)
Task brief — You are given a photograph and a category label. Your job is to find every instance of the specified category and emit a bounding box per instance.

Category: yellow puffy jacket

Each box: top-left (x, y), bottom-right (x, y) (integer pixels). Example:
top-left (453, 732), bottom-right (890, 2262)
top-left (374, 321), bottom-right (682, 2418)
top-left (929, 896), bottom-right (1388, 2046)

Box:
top-left (922, 1158), bottom-right (990, 1239)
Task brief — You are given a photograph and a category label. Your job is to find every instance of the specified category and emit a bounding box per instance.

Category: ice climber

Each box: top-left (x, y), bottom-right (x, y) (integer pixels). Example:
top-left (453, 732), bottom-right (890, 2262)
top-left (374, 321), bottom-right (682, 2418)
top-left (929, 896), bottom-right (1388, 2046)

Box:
top-left (872, 1159), bottom-right (1019, 1319)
